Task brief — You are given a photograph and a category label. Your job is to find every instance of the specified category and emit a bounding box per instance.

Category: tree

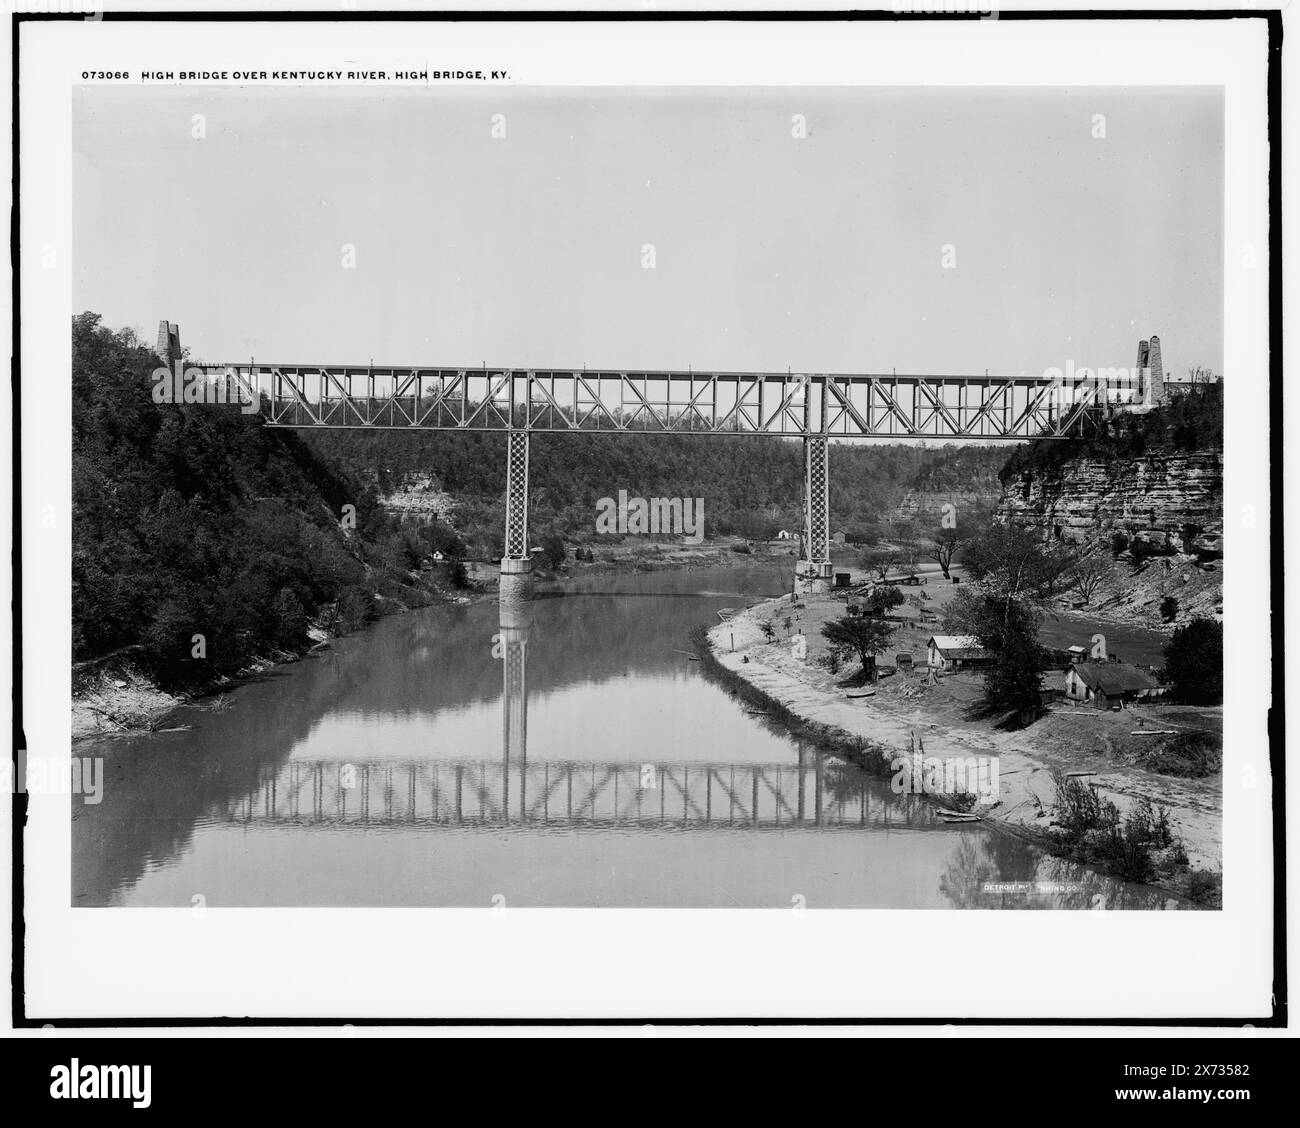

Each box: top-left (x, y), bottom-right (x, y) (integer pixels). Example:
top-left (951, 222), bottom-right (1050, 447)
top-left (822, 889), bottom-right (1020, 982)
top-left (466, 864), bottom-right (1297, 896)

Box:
top-left (930, 526), bottom-right (964, 579)
top-left (1163, 618), bottom-right (1223, 704)
top-left (540, 533), bottom-right (566, 569)
top-left (866, 584), bottom-right (905, 616)
top-left (960, 523), bottom-right (1073, 604)
top-left (271, 587), bottom-right (309, 648)
top-left (1068, 554), bottom-right (1112, 605)
top-left (947, 589), bottom-right (1050, 724)
top-left (1159, 595), bottom-right (1179, 623)
top-left (898, 539), bottom-right (924, 574)
top-left (859, 548), bottom-right (897, 585)
top-left (821, 616), bottom-right (895, 683)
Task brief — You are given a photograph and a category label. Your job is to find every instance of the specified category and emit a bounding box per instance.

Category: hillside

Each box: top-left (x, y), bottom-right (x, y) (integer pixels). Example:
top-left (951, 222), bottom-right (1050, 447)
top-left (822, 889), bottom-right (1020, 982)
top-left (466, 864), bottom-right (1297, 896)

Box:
top-left (305, 429), bottom-right (1011, 555)
top-left (71, 313), bottom-right (460, 691)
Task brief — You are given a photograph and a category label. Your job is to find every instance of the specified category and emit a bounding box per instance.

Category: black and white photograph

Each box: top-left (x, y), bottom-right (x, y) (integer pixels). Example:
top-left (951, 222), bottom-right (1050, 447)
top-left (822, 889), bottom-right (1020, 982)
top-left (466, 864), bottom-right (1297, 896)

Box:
top-left (67, 81), bottom-right (1230, 912)
top-left (6, 3), bottom-right (1284, 1058)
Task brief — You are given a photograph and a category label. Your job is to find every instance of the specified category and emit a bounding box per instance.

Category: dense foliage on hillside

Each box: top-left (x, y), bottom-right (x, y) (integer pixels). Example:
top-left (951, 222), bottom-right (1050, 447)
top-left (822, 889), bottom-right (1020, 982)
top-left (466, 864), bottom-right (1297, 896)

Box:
top-left (999, 382), bottom-right (1224, 484)
top-left (72, 313), bottom-right (455, 687)
top-left (305, 429), bottom-right (1010, 555)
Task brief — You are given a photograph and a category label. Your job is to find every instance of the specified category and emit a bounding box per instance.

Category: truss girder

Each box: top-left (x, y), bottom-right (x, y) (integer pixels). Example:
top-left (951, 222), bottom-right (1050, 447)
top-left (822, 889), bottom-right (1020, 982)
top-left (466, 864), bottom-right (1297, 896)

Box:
top-left (206, 364), bottom-right (1113, 440)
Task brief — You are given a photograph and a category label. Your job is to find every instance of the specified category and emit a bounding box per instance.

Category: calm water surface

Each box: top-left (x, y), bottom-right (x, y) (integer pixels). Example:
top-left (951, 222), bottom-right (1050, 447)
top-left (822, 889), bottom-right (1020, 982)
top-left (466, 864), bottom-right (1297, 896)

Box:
top-left (73, 566), bottom-right (1183, 909)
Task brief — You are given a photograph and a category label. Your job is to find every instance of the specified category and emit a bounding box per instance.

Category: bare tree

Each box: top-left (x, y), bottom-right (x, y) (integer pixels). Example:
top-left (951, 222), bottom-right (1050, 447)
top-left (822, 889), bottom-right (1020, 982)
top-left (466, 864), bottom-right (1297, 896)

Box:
top-left (1068, 554), bottom-right (1113, 605)
top-left (859, 548), bottom-right (897, 585)
top-left (1186, 364), bottom-right (1219, 386)
top-left (930, 527), bottom-right (964, 579)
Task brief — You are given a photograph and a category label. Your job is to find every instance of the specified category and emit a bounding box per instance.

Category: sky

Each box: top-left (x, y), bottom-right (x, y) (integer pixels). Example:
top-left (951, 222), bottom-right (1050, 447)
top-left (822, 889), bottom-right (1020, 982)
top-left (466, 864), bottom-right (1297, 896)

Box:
top-left (73, 85), bottom-right (1223, 381)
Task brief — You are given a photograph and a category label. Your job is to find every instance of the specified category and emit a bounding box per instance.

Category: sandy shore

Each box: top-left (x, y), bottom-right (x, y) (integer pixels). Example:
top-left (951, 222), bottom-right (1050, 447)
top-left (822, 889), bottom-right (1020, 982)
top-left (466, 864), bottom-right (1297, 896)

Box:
top-left (705, 587), bottom-right (1223, 890)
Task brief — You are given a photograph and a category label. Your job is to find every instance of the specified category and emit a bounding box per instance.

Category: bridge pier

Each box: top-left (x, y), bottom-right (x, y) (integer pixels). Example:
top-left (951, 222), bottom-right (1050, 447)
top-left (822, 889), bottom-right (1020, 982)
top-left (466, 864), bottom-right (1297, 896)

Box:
top-left (500, 429), bottom-right (532, 580)
top-left (796, 435), bottom-right (833, 595)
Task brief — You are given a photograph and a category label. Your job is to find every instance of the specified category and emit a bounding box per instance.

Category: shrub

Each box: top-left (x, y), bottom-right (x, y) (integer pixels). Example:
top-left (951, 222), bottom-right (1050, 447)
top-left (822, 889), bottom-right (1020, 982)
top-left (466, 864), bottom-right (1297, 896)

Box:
top-left (1185, 869), bottom-right (1222, 906)
top-left (1134, 730), bottom-right (1222, 778)
top-left (1096, 826), bottom-right (1156, 884)
top-left (1052, 770), bottom-right (1119, 841)
top-left (1124, 798), bottom-right (1174, 849)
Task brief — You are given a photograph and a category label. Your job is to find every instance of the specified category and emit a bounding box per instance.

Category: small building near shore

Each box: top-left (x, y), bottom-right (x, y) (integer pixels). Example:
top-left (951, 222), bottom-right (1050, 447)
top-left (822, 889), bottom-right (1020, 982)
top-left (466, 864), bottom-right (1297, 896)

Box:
top-left (1066, 645), bottom-right (1088, 665)
top-left (926, 635), bottom-right (993, 670)
top-left (1065, 661), bottom-right (1160, 709)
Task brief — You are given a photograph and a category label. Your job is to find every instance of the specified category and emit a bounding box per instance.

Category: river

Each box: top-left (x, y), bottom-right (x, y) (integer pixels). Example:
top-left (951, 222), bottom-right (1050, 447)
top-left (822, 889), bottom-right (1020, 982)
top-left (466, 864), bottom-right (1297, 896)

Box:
top-left (73, 565), bottom-right (1182, 909)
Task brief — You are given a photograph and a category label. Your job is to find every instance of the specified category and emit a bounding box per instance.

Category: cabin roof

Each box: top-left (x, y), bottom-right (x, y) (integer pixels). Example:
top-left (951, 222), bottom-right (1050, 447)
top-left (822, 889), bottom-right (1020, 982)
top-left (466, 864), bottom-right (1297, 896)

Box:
top-left (927, 635), bottom-right (991, 659)
top-left (1069, 662), bottom-right (1158, 694)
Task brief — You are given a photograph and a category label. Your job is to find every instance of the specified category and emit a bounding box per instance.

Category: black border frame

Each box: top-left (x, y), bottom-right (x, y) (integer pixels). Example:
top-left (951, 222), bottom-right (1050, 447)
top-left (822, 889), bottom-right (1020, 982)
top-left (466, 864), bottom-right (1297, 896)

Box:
top-left (9, 6), bottom-right (1285, 1030)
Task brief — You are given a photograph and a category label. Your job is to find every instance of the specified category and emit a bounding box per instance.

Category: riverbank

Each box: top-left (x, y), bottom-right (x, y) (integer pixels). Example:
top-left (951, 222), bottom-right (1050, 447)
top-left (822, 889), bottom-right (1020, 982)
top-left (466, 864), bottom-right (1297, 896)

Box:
top-left (71, 574), bottom-right (484, 742)
top-left (702, 588), bottom-right (1223, 906)
top-left (72, 545), bottom-right (781, 742)
top-left (573, 537), bottom-right (796, 578)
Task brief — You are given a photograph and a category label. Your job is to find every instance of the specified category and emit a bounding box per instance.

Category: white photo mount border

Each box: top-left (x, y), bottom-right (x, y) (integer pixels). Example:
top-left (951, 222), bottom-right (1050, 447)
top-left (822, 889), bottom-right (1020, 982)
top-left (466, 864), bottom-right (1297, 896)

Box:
top-left (9, 7), bottom-right (1282, 1025)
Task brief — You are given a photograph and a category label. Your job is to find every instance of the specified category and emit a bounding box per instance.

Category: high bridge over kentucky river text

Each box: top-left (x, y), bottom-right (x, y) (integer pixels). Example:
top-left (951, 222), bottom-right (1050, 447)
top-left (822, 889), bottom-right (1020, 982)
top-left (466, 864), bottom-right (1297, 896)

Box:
top-left (155, 319), bottom-right (1162, 591)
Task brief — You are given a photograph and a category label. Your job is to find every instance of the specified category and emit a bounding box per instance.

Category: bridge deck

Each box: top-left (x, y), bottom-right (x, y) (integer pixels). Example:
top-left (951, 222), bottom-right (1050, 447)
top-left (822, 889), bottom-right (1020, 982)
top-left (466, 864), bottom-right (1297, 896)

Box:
top-left (193, 362), bottom-right (1130, 438)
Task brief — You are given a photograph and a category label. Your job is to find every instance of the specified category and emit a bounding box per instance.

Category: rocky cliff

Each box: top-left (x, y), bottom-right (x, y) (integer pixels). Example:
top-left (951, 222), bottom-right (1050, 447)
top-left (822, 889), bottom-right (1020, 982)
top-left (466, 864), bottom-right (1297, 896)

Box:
top-left (996, 447), bottom-right (1223, 626)
top-left (378, 472), bottom-right (459, 520)
top-left (997, 449), bottom-right (1223, 551)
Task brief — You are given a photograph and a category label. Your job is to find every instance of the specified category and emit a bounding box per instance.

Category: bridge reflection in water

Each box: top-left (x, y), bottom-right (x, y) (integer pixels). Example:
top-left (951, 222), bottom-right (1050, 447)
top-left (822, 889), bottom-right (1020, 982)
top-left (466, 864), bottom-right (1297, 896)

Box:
top-left (224, 577), bottom-right (939, 833)
top-left (223, 752), bottom-right (941, 832)
top-left (202, 579), bottom-right (1180, 911)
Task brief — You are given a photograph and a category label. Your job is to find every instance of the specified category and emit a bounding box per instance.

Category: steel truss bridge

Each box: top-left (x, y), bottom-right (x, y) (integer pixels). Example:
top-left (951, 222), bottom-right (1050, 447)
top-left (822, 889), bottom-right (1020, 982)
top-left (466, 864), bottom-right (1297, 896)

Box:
top-left (161, 320), bottom-right (1146, 586)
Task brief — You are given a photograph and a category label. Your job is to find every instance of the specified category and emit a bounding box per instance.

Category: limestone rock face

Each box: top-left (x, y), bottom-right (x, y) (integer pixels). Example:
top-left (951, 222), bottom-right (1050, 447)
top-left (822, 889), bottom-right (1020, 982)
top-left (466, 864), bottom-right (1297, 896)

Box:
top-left (996, 450), bottom-right (1223, 550)
top-left (379, 472), bottom-right (458, 520)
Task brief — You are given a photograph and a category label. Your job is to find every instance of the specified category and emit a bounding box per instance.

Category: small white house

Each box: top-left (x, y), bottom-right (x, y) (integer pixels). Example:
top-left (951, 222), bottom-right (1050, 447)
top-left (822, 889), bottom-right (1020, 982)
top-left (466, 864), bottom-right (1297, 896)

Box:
top-left (776, 529), bottom-right (794, 540)
top-left (926, 635), bottom-right (993, 670)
